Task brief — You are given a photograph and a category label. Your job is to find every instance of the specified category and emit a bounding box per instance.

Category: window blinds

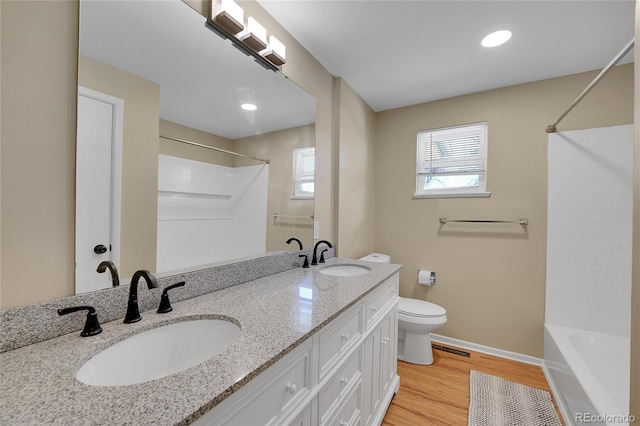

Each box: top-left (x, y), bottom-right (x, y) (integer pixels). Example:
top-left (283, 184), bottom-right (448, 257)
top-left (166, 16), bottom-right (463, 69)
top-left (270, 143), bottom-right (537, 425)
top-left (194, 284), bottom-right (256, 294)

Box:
top-left (417, 122), bottom-right (487, 178)
top-left (293, 146), bottom-right (315, 197)
top-left (294, 147), bottom-right (315, 183)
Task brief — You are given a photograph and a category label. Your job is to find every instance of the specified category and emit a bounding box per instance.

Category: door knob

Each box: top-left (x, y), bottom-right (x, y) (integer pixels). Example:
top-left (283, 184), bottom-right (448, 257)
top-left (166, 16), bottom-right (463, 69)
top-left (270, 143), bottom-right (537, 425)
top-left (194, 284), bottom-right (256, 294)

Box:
top-left (93, 244), bottom-right (108, 254)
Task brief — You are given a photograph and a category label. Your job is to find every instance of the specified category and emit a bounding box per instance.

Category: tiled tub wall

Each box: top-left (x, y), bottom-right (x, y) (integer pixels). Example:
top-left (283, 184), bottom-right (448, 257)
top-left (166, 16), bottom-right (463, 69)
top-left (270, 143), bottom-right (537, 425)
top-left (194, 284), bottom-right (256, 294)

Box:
top-left (0, 248), bottom-right (334, 352)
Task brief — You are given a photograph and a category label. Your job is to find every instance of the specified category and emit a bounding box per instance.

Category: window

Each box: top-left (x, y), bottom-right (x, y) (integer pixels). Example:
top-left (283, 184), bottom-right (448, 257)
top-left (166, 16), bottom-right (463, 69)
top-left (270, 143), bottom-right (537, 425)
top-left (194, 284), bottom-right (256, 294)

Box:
top-left (415, 122), bottom-right (489, 198)
top-left (292, 146), bottom-right (315, 199)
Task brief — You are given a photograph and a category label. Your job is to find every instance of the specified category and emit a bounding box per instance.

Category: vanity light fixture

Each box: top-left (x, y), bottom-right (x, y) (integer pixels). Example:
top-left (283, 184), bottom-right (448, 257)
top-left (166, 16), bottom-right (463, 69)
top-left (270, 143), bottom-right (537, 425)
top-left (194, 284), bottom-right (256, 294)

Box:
top-left (205, 1), bottom-right (280, 72)
top-left (238, 17), bottom-right (268, 51)
top-left (261, 35), bottom-right (286, 66)
top-left (211, 0), bottom-right (244, 35)
top-left (241, 103), bottom-right (257, 111)
top-left (481, 30), bottom-right (512, 47)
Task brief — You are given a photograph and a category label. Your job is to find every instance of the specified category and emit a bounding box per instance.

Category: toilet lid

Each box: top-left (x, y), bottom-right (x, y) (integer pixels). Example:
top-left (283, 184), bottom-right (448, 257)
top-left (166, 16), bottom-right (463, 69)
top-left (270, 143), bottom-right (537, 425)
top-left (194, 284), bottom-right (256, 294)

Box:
top-left (398, 298), bottom-right (446, 318)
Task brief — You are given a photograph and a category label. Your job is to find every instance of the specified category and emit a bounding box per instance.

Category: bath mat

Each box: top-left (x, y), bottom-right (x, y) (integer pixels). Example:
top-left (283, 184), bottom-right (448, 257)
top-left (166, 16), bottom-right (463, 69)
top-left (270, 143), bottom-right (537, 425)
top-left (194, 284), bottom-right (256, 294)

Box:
top-left (468, 370), bottom-right (562, 426)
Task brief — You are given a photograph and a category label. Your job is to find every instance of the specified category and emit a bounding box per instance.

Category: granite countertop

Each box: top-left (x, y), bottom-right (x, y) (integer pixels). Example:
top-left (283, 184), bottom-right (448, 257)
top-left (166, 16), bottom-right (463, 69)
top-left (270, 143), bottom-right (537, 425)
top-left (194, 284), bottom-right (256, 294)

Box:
top-left (0, 258), bottom-right (402, 426)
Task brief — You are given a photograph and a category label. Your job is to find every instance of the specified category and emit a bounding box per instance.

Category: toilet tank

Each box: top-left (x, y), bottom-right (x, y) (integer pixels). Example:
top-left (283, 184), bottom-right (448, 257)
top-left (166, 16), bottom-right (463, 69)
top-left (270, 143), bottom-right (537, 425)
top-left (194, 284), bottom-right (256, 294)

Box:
top-left (359, 253), bottom-right (390, 263)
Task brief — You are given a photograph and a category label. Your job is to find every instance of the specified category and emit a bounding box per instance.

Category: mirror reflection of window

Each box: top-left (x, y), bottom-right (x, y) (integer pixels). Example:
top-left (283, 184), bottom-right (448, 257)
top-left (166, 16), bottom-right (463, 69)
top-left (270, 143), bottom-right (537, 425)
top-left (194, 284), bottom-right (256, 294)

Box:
top-left (292, 146), bottom-right (315, 199)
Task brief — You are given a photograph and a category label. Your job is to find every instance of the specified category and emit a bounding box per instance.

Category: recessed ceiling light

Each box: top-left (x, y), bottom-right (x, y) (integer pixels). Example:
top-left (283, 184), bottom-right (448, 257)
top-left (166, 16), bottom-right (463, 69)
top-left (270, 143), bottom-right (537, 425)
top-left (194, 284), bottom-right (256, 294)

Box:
top-left (481, 30), bottom-right (512, 48)
top-left (241, 103), bottom-right (257, 111)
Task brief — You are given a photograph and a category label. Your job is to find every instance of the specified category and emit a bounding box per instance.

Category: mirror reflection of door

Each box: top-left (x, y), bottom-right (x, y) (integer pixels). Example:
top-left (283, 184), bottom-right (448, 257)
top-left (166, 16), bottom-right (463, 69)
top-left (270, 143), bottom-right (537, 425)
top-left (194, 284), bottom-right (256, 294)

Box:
top-left (75, 86), bottom-right (123, 293)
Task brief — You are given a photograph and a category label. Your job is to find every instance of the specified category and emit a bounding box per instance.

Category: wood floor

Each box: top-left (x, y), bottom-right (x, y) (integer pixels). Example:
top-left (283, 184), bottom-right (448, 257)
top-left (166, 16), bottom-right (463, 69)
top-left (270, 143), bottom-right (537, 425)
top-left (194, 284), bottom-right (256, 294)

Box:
top-left (381, 344), bottom-right (564, 426)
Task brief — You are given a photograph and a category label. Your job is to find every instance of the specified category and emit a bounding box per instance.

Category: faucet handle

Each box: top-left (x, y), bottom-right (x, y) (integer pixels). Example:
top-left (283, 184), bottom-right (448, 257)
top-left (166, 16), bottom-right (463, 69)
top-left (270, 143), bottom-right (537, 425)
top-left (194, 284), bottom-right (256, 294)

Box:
top-left (319, 249), bottom-right (328, 263)
top-left (298, 254), bottom-right (310, 268)
top-left (157, 281), bottom-right (185, 314)
top-left (58, 305), bottom-right (102, 337)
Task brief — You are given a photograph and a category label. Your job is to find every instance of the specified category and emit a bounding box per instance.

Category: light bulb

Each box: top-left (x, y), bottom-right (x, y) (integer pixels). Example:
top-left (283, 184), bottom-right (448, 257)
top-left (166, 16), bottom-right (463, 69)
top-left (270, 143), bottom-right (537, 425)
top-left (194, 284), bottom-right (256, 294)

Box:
top-left (481, 30), bottom-right (512, 48)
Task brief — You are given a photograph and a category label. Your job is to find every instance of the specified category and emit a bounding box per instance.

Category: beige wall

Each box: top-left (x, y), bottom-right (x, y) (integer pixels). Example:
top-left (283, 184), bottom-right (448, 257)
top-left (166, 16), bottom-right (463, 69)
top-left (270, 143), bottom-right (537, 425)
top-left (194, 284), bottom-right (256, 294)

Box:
top-left (374, 64), bottom-right (634, 357)
top-left (335, 78), bottom-right (376, 258)
top-left (159, 119), bottom-right (234, 167)
top-left (234, 125), bottom-right (316, 252)
top-left (630, 0), bottom-right (639, 418)
top-left (1, 1), bottom-right (78, 308)
top-left (79, 55), bottom-right (159, 278)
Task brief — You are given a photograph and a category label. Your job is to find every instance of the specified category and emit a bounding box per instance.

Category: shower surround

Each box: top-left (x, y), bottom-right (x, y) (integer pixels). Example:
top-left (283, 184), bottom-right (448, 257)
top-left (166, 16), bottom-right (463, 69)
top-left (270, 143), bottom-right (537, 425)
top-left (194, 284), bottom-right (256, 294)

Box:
top-left (545, 125), bottom-right (633, 425)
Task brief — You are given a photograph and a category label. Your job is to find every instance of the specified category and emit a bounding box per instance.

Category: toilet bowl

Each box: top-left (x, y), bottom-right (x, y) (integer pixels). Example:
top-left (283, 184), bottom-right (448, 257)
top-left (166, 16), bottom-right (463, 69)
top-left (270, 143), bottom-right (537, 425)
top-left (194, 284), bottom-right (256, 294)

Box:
top-left (359, 253), bottom-right (447, 366)
top-left (397, 298), bottom-right (447, 365)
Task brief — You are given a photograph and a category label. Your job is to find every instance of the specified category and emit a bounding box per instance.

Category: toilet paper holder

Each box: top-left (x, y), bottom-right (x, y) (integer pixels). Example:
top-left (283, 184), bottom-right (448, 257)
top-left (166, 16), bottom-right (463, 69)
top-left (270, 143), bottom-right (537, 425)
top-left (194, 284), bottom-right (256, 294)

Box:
top-left (418, 270), bottom-right (436, 286)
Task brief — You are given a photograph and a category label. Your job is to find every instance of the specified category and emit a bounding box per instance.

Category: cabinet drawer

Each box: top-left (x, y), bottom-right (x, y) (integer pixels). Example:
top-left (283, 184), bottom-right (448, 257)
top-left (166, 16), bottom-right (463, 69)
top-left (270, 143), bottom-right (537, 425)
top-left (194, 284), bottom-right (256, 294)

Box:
top-left (318, 347), bottom-right (362, 423)
top-left (216, 345), bottom-right (311, 425)
top-left (365, 275), bottom-right (398, 329)
top-left (329, 384), bottom-right (361, 426)
top-left (287, 403), bottom-right (311, 426)
top-left (318, 303), bottom-right (363, 379)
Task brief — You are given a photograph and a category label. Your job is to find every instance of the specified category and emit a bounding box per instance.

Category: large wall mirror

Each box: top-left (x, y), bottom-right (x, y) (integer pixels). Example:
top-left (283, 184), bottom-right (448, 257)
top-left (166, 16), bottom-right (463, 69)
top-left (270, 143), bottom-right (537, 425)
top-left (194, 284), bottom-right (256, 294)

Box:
top-left (76, 0), bottom-right (316, 294)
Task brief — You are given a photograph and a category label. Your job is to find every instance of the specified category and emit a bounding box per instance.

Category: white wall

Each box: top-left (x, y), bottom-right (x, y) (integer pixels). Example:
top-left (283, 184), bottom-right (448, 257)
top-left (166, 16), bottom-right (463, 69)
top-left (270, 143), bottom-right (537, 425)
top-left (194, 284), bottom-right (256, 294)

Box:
top-left (546, 125), bottom-right (633, 337)
top-left (156, 155), bottom-right (268, 272)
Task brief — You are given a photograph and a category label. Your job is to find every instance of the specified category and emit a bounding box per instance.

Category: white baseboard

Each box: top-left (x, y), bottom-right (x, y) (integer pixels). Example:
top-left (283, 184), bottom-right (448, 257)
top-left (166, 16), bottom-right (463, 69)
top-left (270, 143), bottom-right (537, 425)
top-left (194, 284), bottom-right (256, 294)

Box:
top-left (431, 333), bottom-right (543, 366)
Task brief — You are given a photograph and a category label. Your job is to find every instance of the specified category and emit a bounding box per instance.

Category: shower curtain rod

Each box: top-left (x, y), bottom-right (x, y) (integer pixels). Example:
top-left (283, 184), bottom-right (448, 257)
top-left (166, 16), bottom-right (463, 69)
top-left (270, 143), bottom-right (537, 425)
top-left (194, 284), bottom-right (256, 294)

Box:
top-left (159, 135), bottom-right (270, 164)
top-left (546, 37), bottom-right (634, 134)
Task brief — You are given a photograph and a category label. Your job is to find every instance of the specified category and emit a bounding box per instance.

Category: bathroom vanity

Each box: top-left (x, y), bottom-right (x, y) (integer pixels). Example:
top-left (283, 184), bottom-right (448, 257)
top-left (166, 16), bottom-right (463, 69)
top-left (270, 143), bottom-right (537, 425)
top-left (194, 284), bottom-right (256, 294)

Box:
top-left (197, 269), bottom-right (399, 426)
top-left (0, 257), bottom-right (401, 425)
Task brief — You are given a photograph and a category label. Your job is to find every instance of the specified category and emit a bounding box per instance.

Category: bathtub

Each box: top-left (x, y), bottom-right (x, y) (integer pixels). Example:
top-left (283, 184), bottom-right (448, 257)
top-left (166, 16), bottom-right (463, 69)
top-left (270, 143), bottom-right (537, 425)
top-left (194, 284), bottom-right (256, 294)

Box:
top-left (544, 324), bottom-right (631, 426)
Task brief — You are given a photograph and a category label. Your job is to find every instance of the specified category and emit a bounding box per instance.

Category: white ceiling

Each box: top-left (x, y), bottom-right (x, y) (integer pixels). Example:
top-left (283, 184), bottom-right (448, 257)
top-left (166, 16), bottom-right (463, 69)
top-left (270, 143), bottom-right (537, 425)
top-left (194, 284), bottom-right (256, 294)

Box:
top-left (80, 0), bottom-right (315, 140)
top-left (257, 0), bottom-right (635, 112)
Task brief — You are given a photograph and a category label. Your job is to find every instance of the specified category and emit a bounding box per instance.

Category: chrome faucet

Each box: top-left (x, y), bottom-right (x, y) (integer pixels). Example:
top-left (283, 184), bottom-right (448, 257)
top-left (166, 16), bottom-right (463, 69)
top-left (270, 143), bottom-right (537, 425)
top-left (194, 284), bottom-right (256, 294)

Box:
top-left (286, 237), bottom-right (303, 250)
top-left (96, 260), bottom-right (119, 287)
top-left (311, 240), bottom-right (333, 266)
top-left (124, 270), bottom-right (159, 323)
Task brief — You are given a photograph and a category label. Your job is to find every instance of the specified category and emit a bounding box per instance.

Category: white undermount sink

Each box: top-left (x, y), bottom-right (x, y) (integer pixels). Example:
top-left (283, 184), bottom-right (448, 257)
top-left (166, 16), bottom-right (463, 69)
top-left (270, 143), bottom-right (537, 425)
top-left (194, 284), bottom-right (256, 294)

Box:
top-left (76, 318), bottom-right (240, 386)
top-left (318, 264), bottom-right (371, 277)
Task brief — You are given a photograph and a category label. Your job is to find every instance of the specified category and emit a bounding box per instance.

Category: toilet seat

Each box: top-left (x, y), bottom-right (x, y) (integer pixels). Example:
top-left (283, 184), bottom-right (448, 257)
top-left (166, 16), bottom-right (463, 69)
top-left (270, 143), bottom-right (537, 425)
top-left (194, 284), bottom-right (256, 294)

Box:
top-left (399, 297), bottom-right (446, 318)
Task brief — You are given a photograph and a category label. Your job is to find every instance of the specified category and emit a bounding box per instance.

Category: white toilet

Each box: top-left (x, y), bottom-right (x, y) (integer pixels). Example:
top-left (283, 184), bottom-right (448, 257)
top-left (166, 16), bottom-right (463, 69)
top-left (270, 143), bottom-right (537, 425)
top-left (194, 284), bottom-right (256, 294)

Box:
top-left (360, 253), bottom-right (447, 365)
top-left (396, 297), bottom-right (447, 365)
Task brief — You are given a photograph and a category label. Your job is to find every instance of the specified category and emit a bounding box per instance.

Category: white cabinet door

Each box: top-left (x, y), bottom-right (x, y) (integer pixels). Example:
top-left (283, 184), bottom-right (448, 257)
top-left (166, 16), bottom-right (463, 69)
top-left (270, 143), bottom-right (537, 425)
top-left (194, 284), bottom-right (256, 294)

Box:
top-left (379, 310), bottom-right (397, 398)
top-left (362, 306), bottom-right (398, 426)
top-left (379, 314), bottom-right (391, 399)
top-left (362, 324), bottom-right (382, 426)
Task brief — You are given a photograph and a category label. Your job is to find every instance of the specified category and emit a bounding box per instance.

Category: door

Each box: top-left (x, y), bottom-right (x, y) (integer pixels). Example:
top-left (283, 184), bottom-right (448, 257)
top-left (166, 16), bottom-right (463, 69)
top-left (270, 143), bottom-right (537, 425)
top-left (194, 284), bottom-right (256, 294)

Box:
top-left (75, 87), bottom-right (123, 293)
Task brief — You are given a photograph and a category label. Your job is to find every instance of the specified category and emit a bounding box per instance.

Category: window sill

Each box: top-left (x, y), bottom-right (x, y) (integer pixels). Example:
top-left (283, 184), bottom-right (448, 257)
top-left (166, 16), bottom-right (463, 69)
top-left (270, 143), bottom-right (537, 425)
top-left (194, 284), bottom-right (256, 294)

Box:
top-left (289, 195), bottom-right (314, 200)
top-left (413, 192), bottom-right (491, 199)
